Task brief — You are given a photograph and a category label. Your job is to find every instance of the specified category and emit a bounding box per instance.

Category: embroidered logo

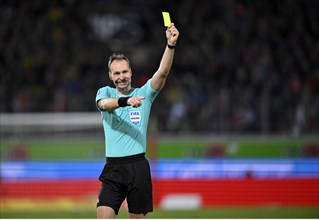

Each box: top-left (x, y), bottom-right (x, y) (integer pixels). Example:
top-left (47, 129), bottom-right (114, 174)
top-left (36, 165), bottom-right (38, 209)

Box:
top-left (129, 111), bottom-right (141, 125)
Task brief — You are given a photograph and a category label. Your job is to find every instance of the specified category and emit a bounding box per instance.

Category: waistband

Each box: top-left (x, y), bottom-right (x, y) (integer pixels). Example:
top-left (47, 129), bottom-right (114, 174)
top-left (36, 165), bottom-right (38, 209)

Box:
top-left (106, 153), bottom-right (145, 164)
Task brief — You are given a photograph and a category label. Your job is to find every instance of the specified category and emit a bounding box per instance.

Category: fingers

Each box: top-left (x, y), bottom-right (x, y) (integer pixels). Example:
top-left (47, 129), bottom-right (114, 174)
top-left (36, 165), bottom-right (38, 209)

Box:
top-left (167, 23), bottom-right (179, 39)
top-left (167, 23), bottom-right (178, 32)
top-left (137, 96), bottom-right (145, 100)
top-left (127, 96), bottom-right (145, 108)
top-left (167, 23), bottom-right (174, 29)
top-left (167, 23), bottom-right (175, 29)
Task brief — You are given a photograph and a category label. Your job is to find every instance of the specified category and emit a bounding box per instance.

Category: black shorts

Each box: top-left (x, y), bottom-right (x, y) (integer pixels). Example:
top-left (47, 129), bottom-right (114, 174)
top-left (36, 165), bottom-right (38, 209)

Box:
top-left (96, 153), bottom-right (153, 215)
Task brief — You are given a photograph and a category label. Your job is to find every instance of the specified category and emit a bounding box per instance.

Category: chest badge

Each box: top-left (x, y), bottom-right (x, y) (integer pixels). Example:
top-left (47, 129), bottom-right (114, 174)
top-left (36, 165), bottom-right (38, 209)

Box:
top-left (129, 111), bottom-right (141, 125)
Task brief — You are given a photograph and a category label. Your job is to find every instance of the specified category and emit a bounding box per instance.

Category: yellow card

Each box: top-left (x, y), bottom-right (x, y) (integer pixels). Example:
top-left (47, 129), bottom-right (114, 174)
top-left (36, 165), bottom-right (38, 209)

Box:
top-left (162, 12), bottom-right (171, 27)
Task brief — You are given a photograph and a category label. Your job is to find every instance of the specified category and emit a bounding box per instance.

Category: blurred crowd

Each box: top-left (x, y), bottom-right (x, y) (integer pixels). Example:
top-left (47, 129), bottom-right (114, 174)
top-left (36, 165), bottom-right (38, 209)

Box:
top-left (1, 0), bottom-right (318, 135)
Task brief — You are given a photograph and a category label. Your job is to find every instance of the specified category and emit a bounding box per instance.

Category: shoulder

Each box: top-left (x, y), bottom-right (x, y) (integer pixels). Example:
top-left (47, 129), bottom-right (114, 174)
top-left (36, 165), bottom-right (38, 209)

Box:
top-left (138, 79), bottom-right (154, 91)
top-left (134, 79), bottom-right (159, 101)
top-left (98, 85), bottom-right (113, 91)
top-left (98, 86), bottom-right (116, 93)
top-left (96, 86), bottom-right (115, 98)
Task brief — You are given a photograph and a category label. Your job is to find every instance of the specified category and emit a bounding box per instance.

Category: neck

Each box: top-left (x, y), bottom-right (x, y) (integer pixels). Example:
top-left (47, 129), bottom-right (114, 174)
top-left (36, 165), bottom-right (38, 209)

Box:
top-left (117, 86), bottom-right (132, 95)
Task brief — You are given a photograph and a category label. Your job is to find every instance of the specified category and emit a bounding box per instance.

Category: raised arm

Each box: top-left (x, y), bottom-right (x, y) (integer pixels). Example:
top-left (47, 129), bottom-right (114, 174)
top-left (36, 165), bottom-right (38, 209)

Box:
top-left (151, 23), bottom-right (179, 91)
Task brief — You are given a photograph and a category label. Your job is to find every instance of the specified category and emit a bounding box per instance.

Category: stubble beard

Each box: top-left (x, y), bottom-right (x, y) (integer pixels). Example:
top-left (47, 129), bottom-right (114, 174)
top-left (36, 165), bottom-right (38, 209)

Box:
top-left (116, 79), bottom-right (131, 93)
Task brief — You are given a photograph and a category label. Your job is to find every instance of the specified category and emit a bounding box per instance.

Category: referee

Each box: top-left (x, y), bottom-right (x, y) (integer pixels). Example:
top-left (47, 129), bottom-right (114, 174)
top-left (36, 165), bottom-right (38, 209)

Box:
top-left (95, 23), bottom-right (179, 218)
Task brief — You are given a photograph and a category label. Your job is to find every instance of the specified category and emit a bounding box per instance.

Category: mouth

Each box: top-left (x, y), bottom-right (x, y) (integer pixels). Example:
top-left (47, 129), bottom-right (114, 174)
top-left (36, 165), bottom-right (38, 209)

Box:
top-left (117, 81), bottom-right (127, 87)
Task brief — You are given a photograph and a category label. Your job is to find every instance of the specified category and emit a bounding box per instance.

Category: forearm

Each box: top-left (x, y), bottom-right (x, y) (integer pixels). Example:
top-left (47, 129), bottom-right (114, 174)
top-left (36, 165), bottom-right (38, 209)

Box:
top-left (151, 45), bottom-right (175, 91)
top-left (98, 98), bottom-right (119, 111)
top-left (98, 96), bottom-right (145, 111)
top-left (159, 45), bottom-right (175, 77)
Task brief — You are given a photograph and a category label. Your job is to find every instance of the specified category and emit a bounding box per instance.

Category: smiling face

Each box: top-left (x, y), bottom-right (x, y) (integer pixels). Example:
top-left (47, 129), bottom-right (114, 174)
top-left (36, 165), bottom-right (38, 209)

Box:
top-left (109, 59), bottom-right (132, 94)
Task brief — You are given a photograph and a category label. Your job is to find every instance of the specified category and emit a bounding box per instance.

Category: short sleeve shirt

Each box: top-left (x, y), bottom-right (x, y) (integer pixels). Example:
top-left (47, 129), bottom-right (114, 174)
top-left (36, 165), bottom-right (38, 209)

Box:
top-left (96, 79), bottom-right (158, 157)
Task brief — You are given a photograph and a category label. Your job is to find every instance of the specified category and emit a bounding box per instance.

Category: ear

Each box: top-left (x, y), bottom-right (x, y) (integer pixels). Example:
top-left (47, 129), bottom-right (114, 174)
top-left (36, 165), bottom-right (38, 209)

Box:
top-left (108, 72), bottom-right (112, 80)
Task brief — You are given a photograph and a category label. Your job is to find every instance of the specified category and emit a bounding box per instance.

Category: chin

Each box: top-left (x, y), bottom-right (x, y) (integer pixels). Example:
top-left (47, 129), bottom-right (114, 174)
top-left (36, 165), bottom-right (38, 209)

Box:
top-left (116, 80), bottom-right (131, 90)
top-left (117, 84), bottom-right (129, 90)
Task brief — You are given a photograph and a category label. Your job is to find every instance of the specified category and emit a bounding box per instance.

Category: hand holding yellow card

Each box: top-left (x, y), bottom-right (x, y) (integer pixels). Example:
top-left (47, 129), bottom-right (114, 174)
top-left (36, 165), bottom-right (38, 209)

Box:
top-left (162, 12), bottom-right (171, 27)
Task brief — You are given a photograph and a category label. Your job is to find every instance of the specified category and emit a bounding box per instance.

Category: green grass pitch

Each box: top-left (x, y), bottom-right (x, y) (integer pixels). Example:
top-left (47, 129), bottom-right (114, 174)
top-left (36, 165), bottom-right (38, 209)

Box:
top-left (0, 138), bottom-right (311, 160)
top-left (1, 207), bottom-right (318, 218)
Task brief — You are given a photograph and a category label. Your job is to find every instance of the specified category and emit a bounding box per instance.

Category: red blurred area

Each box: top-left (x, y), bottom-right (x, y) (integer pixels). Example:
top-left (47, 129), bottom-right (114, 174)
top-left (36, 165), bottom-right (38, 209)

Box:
top-left (1, 178), bottom-right (318, 207)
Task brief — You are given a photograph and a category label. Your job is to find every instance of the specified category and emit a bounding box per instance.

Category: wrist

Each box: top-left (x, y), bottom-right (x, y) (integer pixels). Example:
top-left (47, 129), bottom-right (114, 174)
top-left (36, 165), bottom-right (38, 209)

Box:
top-left (118, 97), bottom-right (131, 107)
top-left (167, 43), bottom-right (176, 49)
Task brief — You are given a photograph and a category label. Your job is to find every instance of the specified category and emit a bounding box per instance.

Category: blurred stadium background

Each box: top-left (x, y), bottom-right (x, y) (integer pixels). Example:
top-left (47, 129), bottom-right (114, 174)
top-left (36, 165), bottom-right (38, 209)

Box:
top-left (0, 0), bottom-right (318, 218)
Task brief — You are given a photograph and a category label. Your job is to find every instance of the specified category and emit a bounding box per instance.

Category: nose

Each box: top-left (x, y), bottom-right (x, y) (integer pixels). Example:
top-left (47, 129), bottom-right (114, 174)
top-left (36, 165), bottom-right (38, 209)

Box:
top-left (119, 73), bottom-right (125, 80)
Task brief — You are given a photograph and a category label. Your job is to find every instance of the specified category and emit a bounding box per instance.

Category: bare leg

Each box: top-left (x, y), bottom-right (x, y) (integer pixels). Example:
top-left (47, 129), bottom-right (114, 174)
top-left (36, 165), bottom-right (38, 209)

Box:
top-left (129, 213), bottom-right (147, 218)
top-left (97, 206), bottom-right (116, 219)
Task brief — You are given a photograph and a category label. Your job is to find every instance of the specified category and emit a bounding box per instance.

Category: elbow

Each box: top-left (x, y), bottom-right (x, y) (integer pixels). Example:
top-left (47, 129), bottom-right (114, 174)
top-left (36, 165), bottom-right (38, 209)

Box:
top-left (98, 100), bottom-right (110, 111)
top-left (99, 103), bottom-right (107, 111)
